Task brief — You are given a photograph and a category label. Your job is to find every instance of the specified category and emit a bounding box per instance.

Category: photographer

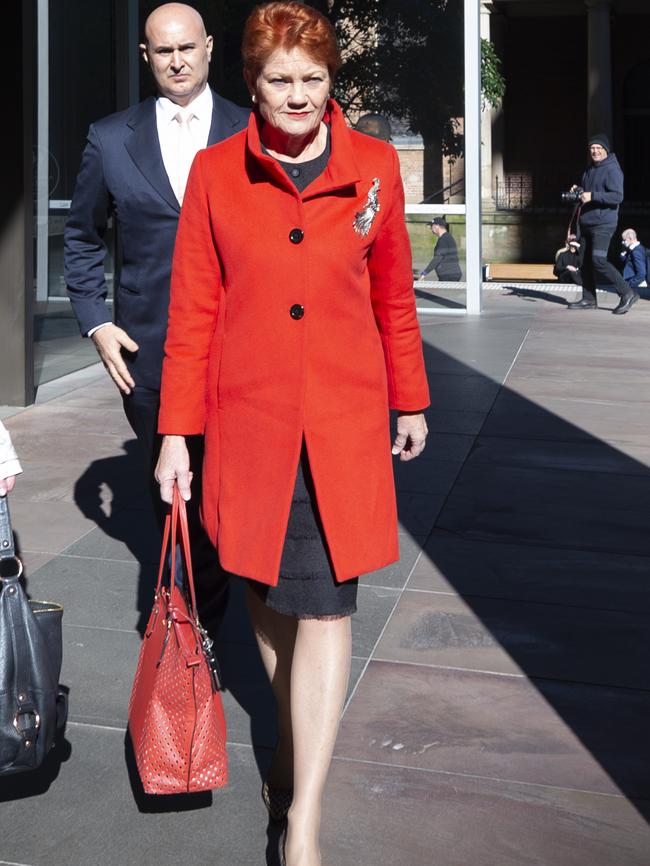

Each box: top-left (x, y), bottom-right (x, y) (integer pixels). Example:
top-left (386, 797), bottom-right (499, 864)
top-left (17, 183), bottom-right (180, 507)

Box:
top-left (567, 134), bottom-right (638, 315)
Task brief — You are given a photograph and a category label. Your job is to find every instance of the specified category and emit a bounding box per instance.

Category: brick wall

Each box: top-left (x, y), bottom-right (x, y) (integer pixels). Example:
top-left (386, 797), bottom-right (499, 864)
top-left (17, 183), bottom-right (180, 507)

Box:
top-left (395, 145), bottom-right (424, 203)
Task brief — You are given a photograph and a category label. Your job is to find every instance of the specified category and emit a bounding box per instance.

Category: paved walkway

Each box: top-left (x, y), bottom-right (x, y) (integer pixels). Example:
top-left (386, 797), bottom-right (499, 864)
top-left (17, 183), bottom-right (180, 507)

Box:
top-left (1, 288), bottom-right (649, 865)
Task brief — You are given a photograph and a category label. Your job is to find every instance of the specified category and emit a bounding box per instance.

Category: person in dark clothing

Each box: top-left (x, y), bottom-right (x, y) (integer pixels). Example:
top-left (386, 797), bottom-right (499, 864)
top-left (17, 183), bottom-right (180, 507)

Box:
top-left (620, 228), bottom-right (647, 291)
top-left (554, 235), bottom-right (583, 285)
top-left (567, 133), bottom-right (639, 314)
top-left (418, 217), bottom-right (462, 281)
top-left (354, 112), bottom-right (392, 142)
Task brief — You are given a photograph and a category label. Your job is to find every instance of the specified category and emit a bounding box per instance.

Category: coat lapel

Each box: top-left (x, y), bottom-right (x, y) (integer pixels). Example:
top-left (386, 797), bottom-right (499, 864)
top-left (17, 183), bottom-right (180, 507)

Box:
top-left (208, 90), bottom-right (249, 146)
top-left (124, 96), bottom-right (180, 214)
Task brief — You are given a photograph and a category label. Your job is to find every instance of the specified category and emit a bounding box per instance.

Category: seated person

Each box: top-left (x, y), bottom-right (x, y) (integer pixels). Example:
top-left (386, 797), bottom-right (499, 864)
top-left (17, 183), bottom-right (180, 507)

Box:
top-left (620, 228), bottom-right (647, 290)
top-left (554, 235), bottom-right (583, 285)
top-left (418, 218), bottom-right (462, 281)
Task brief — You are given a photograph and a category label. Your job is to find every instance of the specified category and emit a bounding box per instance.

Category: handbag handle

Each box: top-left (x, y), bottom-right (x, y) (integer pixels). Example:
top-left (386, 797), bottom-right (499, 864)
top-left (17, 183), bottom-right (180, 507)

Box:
top-left (171, 487), bottom-right (199, 618)
top-left (153, 486), bottom-right (199, 621)
top-left (0, 495), bottom-right (22, 579)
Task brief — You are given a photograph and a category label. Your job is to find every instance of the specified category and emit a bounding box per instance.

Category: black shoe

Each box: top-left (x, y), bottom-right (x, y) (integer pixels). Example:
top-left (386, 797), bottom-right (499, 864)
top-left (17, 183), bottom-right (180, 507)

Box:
top-left (612, 292), bottom-right (639, 315)
top-left (567, 298), bottom-right (597, 310)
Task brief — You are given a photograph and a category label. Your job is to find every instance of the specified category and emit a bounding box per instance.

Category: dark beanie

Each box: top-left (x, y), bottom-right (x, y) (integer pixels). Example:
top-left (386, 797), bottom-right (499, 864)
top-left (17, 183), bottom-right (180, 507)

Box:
top-left (588, 133), bottom-right (611, 152)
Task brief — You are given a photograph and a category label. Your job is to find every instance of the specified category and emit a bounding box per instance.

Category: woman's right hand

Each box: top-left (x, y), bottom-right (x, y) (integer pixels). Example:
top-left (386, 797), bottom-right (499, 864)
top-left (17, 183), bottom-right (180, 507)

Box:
top-left (154, 435), bottom-right (192, 504)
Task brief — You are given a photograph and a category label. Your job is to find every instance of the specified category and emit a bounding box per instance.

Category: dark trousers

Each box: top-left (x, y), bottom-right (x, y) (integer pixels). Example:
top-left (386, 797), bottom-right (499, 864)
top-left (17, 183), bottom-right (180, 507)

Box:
top-left (556, 269), bottom-right (583, 286)
top-left (579, 224), bottom-right (630, 304)
top-left (122, 386), bottom-right (229, 627)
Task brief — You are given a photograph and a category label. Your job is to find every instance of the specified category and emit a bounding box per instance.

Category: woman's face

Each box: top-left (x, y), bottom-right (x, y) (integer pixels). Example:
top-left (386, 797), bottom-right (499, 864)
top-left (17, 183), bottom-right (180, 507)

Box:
top-left (252, 46), bottom-right (330, 140)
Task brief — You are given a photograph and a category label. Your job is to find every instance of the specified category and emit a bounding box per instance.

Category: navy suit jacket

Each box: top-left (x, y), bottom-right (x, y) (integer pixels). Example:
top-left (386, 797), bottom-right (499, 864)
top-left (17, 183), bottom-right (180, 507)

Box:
top-left (64, 90), bottom-right (249, 390)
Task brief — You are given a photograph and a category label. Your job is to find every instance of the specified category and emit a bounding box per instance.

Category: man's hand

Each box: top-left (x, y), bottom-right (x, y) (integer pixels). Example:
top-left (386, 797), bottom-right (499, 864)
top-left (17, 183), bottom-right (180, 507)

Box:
top-left (91, 324), bottom-right (139, 394)
top-left (567, 265), bottom-right (577, 272)
top-left (579, 191), bottom-right (592, 204)
top-left (155, 435), bottom-right (192, 504)
top-left (0, 476), bottom-right (16, 496)
top-left (391, 413), bottom-right (428, 462)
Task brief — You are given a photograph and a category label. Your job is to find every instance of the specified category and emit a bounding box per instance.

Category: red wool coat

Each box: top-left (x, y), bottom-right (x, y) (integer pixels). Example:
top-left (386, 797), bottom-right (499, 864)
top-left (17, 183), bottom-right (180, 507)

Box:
top-left (158, 101), bottom-right (430, 586)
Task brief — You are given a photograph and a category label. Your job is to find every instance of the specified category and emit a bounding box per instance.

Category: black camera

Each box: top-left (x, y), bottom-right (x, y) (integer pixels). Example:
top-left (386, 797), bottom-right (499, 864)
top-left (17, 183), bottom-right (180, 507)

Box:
top-left (561, 187), bottom-right (583, 204)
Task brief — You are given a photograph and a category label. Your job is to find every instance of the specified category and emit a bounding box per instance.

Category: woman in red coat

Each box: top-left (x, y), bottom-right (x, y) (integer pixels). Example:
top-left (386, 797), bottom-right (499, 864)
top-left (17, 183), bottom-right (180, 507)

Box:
top-left (156, 3), bottom-right (429, 863)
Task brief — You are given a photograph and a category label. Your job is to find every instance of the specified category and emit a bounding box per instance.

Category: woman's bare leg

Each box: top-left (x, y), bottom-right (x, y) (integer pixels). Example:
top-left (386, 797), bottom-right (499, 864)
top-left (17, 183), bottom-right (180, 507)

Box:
top-left (285, 615), bottom-right (352, 866)
top-left (245, 584), bottom-right (297, 787)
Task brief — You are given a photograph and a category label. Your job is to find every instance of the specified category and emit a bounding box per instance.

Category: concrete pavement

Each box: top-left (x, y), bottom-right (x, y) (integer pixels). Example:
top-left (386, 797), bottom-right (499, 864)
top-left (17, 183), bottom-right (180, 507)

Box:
top-left (1, 288), bottom-right (649, 865)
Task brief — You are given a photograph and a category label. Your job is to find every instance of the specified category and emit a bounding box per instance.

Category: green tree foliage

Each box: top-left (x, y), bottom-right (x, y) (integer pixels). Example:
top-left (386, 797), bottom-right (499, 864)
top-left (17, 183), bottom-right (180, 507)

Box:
top-left (481, 37), bottom-right (506, 110)
top-left (308, 0), bottom-right (505, 198)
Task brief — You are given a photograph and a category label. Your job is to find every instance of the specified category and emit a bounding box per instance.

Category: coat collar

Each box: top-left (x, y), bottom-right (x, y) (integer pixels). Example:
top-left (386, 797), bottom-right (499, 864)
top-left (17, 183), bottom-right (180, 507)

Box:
top-left (124, 89), bottom-right (246, 214)
top-left (245, 99), bottom-right (362, 199)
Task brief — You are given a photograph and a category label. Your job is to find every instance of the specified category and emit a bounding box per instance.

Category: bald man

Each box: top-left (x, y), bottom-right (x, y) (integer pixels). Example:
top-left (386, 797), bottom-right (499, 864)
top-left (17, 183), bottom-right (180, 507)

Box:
top-left (620, 228), bottom-right (647, 292)
top-left (65, 3), bottom-right (249, 624)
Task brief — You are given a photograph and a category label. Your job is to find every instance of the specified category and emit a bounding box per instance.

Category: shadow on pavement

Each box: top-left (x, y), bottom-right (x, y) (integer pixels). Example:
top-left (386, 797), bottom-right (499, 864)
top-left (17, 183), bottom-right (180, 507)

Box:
top-left (72, 438), bottom-right (160, 636)
top-left (392, 336), bottom-right (650, 822)
top-left (414, 287), bottom-right (465, 308)
top-left (0, 726), bottom-right (72, 801)
top-left (502, 285), bottom-right (569, 304)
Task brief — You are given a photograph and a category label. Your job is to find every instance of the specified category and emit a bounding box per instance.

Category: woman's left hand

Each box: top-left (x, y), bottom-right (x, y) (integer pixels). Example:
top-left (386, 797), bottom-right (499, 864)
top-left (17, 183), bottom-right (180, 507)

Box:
top-left (0, 476), bottom-right (16, 496)
top-left (391, 413), bottom-right (428, 461)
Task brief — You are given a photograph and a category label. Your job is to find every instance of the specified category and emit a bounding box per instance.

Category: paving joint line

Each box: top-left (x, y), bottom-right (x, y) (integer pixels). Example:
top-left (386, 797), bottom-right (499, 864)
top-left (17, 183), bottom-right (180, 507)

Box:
top-left (329, 754), bottom-right (630, 800)
top-left (365, 657), bottom-right (650, 694)
top-left (342, 525), bottom-right (427, 714)
top-left (66, 720), bottom-right (280, 753)
top-left (400, 585), bottom-right (650, 617)
top-left (432, 526), bottom-right (650, 561)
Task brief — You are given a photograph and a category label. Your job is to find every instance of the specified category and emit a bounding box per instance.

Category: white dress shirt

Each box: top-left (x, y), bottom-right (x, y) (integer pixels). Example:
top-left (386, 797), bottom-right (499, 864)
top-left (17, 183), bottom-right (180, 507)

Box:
top-left (88, 86), bottom-right (214, 338)
top-left (157, 84), bottom-right (213, 203)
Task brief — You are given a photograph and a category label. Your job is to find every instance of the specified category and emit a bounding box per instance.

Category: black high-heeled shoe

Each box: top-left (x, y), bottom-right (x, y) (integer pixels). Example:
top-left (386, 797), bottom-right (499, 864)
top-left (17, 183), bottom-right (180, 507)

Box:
top-left (262, 779), bottom-right (294, 822)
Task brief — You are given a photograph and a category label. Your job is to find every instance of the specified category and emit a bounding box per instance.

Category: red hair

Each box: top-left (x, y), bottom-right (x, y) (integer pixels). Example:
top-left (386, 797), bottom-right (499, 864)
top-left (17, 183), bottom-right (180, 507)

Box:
top-left (242, 2), bottom-right (341, 84)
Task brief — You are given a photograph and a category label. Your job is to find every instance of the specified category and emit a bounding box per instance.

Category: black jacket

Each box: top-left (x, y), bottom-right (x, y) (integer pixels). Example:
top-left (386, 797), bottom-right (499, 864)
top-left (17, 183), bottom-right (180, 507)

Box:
top-left (422, 231), bottom-right (462, 281)
top-left (554, 247), bottom-right (583, 277)
top-left (579, 153), bottom-right (624, 228)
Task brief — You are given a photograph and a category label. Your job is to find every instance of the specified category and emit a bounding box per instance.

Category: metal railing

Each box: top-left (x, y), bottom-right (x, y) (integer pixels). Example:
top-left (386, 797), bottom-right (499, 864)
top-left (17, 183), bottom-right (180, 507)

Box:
top-left (420, 177), bottom-right (465, 205)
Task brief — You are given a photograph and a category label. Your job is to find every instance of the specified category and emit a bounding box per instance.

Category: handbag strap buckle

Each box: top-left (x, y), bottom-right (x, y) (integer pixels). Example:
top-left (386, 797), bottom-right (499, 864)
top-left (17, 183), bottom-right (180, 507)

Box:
top-left (13, 708), bottom-right (41, 739)
top-left (0, 556), bottom-right (23, 580)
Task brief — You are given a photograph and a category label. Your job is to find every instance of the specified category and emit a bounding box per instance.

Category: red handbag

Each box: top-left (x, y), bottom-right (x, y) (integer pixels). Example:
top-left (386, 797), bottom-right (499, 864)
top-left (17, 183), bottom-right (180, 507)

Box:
top-left (128, 486), bottom-right (228, 794)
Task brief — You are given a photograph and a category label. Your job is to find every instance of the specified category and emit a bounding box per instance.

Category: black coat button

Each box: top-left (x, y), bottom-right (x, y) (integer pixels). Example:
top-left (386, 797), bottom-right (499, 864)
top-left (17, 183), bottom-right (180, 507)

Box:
top-left (290, 304), bottom-right (304, 320)
top-left (289, 228), bottom-right (304, 244)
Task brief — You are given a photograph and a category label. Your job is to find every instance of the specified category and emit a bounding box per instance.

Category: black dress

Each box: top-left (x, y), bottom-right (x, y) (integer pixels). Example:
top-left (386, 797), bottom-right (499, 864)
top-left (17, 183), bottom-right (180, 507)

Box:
top-left (248, 132), bottom-right (359, 620)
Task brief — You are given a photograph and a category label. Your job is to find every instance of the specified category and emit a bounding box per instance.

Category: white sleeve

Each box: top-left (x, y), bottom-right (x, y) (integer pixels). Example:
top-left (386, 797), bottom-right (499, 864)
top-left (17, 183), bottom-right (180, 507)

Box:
top-left (0, 420), bottom-right (22, 479)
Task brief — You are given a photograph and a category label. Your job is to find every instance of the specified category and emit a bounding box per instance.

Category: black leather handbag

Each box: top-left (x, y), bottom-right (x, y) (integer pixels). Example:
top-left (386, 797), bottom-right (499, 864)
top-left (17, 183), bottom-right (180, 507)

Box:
top-left (0, 494), bottom-right (67, 775)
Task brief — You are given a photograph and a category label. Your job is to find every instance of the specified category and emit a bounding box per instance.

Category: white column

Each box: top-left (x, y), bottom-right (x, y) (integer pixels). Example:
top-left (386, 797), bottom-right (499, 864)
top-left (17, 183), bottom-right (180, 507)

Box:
top-left (480, 3), bottom-right (493, 203)
top-left (465, 0), bottom-right (482, 315)
top-left (586, 0), bottom-right (613, 137)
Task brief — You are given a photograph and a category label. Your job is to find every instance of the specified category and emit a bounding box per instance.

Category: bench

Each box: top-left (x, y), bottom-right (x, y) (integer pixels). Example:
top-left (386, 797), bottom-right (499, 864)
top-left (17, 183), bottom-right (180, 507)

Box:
top-left (486, 263), bottom-right (556, 282)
